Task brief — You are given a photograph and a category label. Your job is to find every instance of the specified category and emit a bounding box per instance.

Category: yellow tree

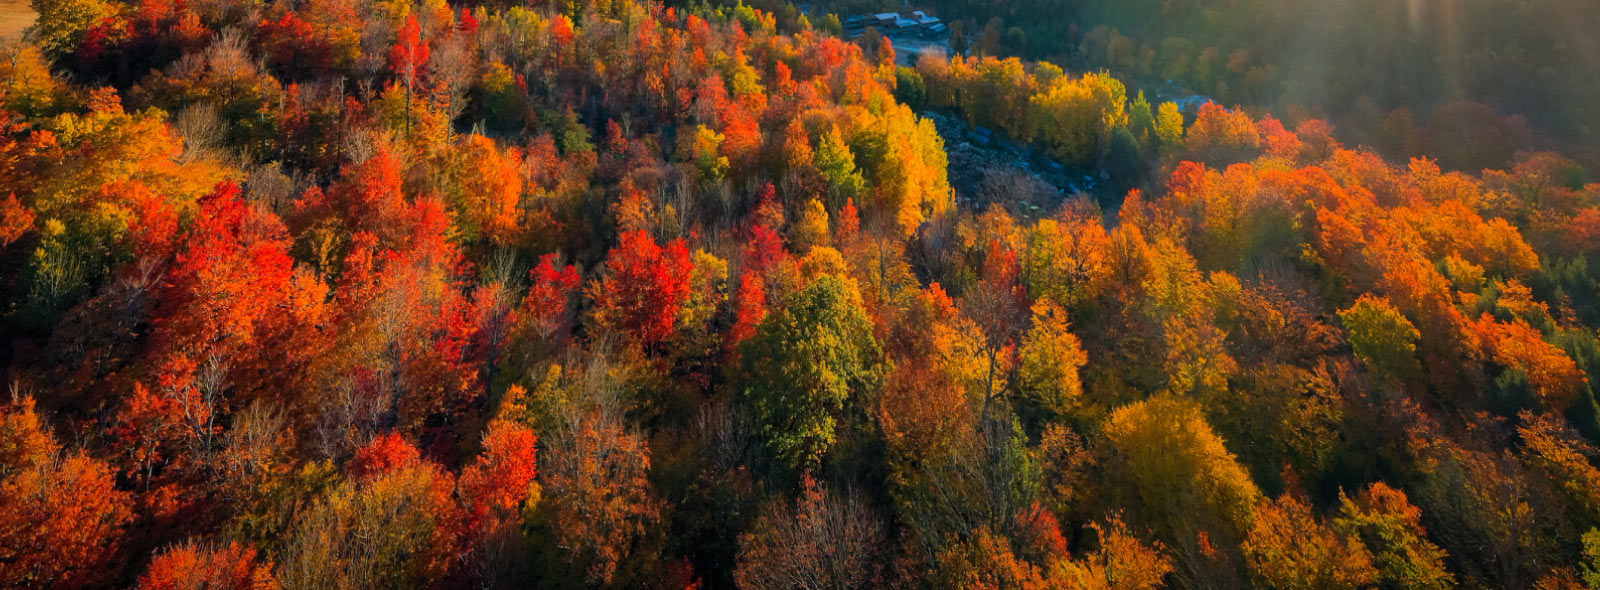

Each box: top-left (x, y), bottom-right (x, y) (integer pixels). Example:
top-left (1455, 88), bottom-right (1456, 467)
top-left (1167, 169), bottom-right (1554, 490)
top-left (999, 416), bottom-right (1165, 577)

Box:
top-left (1155, 102), bottom-right (1184, 155)
top-left (0, 44), bottom-right (69, 114)
top-left (1017, 300), bottom-right (1088, 417)
top-left (1029, 72), bottom-right (1127, 168)
top-left (1103, 396), bottom-right (1261, 549)
top-left (29, 0), bottom-right (113, 56)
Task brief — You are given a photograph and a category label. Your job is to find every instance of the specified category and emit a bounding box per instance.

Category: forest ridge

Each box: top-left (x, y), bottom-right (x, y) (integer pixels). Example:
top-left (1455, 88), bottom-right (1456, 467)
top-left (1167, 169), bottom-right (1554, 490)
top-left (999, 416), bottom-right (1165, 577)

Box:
top-left (2, 0), bottom-right (1600, 589)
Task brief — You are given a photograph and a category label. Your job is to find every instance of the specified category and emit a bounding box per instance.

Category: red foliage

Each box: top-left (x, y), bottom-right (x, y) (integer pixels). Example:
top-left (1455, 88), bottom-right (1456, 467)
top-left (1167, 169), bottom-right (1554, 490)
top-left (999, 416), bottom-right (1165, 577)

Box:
top-left (744, 225), bottom-right (789, 276)
top-left (752, 183), bottom-right (784, 230)
top-left (256, 12), bottom-right (332, 74)
top-left (110, 382), bottom-right (192, 482)
top-left (389, 14), bottom-right (431, 87)
top-left (517, 253), bottom-right (582, 343)
top-left (1011, 502), bottom-right (1069, 566)
top-left (113, 181), bottom-right (179, 260)
top-left (1257, 116), bottom-right (1303, 161)
top-left (594, 230), bottom-right (695, 348)
top-left (773, 61), bottom-right (797, 96)
top-left (728, 273), bottom-right (768, 349)
top-left (160, 182), bottom-right (295, 330)
top-left (77, 18), bottom-right (124, 64)
top-left (150, 182), bottom-right (303, 406)
top-left (325, 147), bottom-right (408, 238)
top-left (836, 198), bottom-right (861, 242)
top-left (349, 432), bottom-right (424, 480)
top-left (551, 14), bottom-right (574, 48)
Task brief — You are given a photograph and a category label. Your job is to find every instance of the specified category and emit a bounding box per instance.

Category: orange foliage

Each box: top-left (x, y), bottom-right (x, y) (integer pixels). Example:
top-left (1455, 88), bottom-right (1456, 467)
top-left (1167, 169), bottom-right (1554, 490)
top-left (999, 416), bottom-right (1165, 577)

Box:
top-left (1470, 316), bottom-right (1585, 409)
top-left (349, 432), bottom-right (423, 480)
top-left (542, 410), bottom-right (661, 585)
top-left (0, 194), bottom-right (32, 249)
top-left (0, 399), bottom-right (131, 590)
top-left (1185, 102), bottom-right (1261, 165)
top-left (6, 1), bottom-right (1600, 587)
top-left (458, 420), bottom-right (539, 523)
top-left (457, 135), bottom-right (524, 245)
top-left (138, 542), bottom-right (278, 590)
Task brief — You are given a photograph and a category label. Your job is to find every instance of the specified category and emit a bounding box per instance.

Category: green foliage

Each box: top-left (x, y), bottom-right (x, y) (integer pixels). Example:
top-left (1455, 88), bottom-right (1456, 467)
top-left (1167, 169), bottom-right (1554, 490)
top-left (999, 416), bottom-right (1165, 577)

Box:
top-left (1488, 369), bottom-right (1539, 416)
top-left (24, 218), bottom-right (94, 323)
top-left (544, 108), bottom-right (594, 154)
top-left (226, 461), bottom-right (341, 560)
top-left (894, 66), bottom-right (926, 111)
top-left (1584, 528), bottom-right (1600, 589)
top-left (1553, 328), bottom-right (1600, 442)
top-left (477, 62), bottom-right (527, 133)
top-left (1339, 296), bottom-right (1421, 385)
top-left (819, 13), bottom-right (843, 36)
top-left (1332, 484), bottom-right (1455, 590)
top-left (984, 414), bottom-right (1041, 522)
top-left (1104, 126), bottom-right (1145, 191)
top-left (740, 274), bottom-right (885, 473)
top-left (815, 125), bottom-right (866, 210)
top-left (1129, 91), bottom-right (1155, 151)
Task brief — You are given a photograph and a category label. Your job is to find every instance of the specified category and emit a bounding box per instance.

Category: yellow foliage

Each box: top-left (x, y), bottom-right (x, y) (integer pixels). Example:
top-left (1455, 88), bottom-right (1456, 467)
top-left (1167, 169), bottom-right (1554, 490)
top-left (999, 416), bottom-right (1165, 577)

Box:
top-left (1104, 395), bottom-right (1262, 539)
top-left (793, 198), bottom-right (831, 251)
top-left (1018, 300), bottom-right (1088, 416)
top-left (0, 44), bottom-right (70, 115)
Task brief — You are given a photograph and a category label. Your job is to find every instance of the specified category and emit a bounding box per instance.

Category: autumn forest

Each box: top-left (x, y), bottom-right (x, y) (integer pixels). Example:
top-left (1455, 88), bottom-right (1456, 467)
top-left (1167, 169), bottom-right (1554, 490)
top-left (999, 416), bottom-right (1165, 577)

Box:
top-left (2, 0), bottom-right (1600, 588)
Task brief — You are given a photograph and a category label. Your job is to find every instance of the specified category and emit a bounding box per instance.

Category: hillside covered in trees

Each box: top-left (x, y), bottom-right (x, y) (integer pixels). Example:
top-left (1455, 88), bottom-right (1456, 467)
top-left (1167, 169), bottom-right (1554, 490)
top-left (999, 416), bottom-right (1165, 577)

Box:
top-left (4, 0), bottom-right (1600, 588)
top-left (797, 0), bottom-right (1600, 173)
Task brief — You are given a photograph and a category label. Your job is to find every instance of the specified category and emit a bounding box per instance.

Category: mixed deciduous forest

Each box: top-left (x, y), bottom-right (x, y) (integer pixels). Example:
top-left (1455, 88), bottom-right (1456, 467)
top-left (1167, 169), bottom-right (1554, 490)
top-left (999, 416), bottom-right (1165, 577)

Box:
top-left (2, 0), bottom-right (1600, 588)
